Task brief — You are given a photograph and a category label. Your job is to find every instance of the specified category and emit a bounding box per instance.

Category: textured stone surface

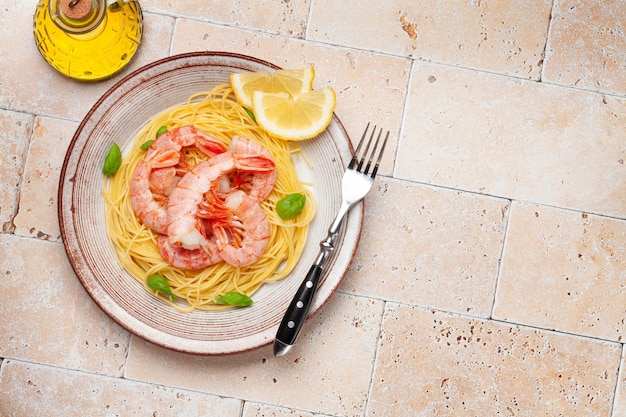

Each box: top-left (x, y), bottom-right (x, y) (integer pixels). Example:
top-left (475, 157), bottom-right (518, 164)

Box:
top-left (0, 360), bottom-right (242, 416)
top-left (396, 61), bottom-right (626, 218)
top-left (0, 110), bottom-right (33, 232)
top-left (0, 234), bottom-right (130, 376)
top-left (493, 202), bottom-right (626, 342)
top-left (368, 304), bottom-right (621, 416)
top-left (125, 294), bottom-right (384, 417)
top-left (13, 117), bottom-right (77, 240)
top-left (308, 0), bottom-right (552, 78)
top-left (340, 177), bottom-right (509, 317)
top-left (141, 0), bottom-right (311, 37)
top-left (1, 1), bottom-right (625, 416)
top-left (544, 0), bottom-right (626, 95)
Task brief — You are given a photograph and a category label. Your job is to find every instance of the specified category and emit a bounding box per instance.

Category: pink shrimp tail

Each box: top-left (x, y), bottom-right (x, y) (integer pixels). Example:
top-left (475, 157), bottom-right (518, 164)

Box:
top-left (234, 154), bottom-right (275, 172)
top-left (196, 130), bottom-right (228, 157)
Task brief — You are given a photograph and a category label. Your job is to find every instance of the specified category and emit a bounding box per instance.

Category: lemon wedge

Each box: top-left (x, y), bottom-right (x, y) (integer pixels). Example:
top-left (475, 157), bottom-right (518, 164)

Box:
top-left (230, 67), bottom-right (315, 109)
top-left (252, 87), bottom-right (336, 141)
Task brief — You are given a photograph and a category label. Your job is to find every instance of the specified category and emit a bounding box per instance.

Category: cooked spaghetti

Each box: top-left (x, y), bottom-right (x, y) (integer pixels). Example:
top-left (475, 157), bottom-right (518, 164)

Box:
top-left (103, 84), bottom-right (315, 312)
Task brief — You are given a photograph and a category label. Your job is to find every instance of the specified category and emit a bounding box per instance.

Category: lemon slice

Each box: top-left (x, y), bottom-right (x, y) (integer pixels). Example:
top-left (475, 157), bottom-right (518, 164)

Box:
top-left (230, 67), bottom-right (315, 109)
top-left (252, 87), bottom-right (336, 141)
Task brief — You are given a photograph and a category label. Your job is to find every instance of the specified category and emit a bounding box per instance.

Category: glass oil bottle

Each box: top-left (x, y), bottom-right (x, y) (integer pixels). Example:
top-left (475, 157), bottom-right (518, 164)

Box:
top-left (33, 0), bottom-right (143, 81)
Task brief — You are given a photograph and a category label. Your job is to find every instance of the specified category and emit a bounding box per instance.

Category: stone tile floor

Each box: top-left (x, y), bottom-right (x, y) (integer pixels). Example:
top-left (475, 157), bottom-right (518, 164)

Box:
top-left (1, 1), bottom-right (625, 416)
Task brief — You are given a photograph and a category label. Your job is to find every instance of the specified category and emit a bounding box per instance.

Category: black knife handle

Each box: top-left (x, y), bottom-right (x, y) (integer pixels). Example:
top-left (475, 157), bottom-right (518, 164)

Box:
top-left (274, 264), bottom-right (323, 353)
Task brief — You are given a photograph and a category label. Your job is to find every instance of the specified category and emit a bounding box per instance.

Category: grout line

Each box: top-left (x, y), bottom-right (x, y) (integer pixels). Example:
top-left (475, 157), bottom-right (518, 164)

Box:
top-left (489, 198), bottom-right (515, 319)
top-left (390, 58), bottom-right (417, 179)
top-left (238, 399), bottom-right (246, 417)
top-left (240, 399), bottom-right (337, 417)
top-left (609, 344), bottom-right (625, 417)
top-left (121, 332), bottom-right (133, 381)
top-left (538, 0), bottom-right (557, 83)
top-left (5, 114), bottom-right (37, 235)
top-left (167, 16), bottom-right (178, 57)
top-left (0, 357), bottom-right (255, 412)
top-left (0, 106), bottom-right (85, 125)
top-left (0, 357), bottom-right (122, 381)
top-left (362, 300), bottom-right (387, 417)
top-left (377, 174), bottom-right (626, 222)
top-left (336, 290), bottom-right (626, 347)
top-left (467, 316), bottom-right (624, 348)
top-left (304, 0), bottom-right (315, 40)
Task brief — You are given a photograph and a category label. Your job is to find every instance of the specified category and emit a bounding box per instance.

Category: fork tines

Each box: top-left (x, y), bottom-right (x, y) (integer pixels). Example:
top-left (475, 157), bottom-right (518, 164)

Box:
top-left (349, 122), bottom-right (389, 178)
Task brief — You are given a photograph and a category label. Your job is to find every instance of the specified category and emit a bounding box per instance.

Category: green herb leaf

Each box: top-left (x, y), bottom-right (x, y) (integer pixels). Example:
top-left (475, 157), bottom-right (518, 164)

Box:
top-left (156, 125), bottom-right (168, 137)
top-left (147, 274), bottom-right (175, 302)
top-left (215, 291), bottom-right (253, 307)
top-left (140, 139), bottom-right (154, 150)
top-left (276, 193), bottom-right (306, 220)
top-left (244, 107), bottom-right (256, 122)
top-left (102, 143), bottom-right (122, 176)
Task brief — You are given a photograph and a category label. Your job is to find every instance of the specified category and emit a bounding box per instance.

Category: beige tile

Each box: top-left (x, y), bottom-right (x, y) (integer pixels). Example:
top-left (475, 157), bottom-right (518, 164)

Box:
top-left (493, 202), bottom-right (626, 342)
top-left (368, 304), bottom-right (621, 416)
top-left (0, 234), bottom-right (130, 376)
top-left (396, 60), bottom-right (626, 218)
top-left (614, 346), bottom-right (626, 417)
top-left (13, 117), bottom-right (77, 240)
top-left (543, 0), bottom-right (626, 96)
top-left (171, 18), bottom-right (411, 176)
top-left (243, 402), bottom-right (327, 417)
top-left (142, 0), bottom-right (311, 37)
top-left (0, 4), bottom-right (174, 121)
top-left (340, 177), bottom-right (508, 317)
top-left (0, 110), bottom-right (33, 232)
top-left (125, 293), bottom-right (384, 416)
top-left (308, 0), bottom-right (551, 79)
top-left (0, 359), bottom-right (242, 416)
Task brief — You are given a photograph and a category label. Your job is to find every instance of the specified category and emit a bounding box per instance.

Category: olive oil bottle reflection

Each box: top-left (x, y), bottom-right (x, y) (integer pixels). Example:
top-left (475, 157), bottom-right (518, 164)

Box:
top-left (33, 0), bottom-right (143, 81)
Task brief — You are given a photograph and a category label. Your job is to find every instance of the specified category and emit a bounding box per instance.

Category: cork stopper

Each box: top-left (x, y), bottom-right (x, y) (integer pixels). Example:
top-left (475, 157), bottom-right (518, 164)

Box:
top-left (60, 0), bottom-right (93, 20)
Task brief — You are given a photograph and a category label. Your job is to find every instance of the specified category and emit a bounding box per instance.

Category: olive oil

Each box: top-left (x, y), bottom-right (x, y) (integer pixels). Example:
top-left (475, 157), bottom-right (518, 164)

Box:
top-left (33, 0), bottom-right (143, 81)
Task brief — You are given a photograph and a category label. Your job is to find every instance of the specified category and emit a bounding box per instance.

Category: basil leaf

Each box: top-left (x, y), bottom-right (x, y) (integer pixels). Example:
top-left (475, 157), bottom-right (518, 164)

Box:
top-left (215, 291), bottom-right (253, 307)
top-left (140, 139), bottom-right (154, 150)
top-left (244, 107), bottom-right (256, 122)
top-left (156, 125), bottom-right (168, 137)
top-left (147, 274), bottom-right (175, 302)
top-left (102, 143), bottom-right (122, 176)
top-left (276, 193), bottom-right (306, 220)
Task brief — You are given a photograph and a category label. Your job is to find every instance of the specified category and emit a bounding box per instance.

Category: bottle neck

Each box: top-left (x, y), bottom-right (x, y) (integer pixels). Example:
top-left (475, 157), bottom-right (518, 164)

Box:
top-left (49, 0), bottom-right (107, 34)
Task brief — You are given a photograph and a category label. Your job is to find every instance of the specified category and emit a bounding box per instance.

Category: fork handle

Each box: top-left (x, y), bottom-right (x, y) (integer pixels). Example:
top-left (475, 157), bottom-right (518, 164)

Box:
top-left (273, 264), bottom-right (323, 356)
top-left (274, 203), bottom-right (351, 357)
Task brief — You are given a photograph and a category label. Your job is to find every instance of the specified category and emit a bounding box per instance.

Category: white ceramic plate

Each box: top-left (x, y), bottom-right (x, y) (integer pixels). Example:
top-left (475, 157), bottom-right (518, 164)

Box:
top-left (58, 52), bottom-right (362, 355)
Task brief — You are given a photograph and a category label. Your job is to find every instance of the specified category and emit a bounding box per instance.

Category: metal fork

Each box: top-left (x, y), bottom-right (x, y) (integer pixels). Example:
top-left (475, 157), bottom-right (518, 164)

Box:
top-left (274, 123), bottom-right (389, 357)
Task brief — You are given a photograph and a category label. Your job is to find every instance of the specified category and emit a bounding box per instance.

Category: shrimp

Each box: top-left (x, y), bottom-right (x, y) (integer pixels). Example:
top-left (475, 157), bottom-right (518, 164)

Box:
top-left (149, 125), bottom-right (227, 159)
top-left (212, 190), bottom-right (271, 267)
top-left (166, 152), bottom-right (275, 251)
top-left (130, 125), bottom-right (227, 234)
top-left (130, 162), bottom-right (171, 234)
top-left (228, 136), bottom-right (276, 202)
top-left (156, 234), bottom-right (221, 270)
top-left (149, 167), bottom-right (179, 197)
